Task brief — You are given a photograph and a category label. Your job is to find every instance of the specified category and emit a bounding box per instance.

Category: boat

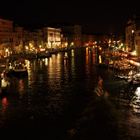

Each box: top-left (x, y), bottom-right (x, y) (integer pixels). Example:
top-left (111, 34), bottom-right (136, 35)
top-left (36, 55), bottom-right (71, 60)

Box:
top-left (5, 60), bottom-right (28, 77)
top-left (36, 51), bottom-right (51, 58)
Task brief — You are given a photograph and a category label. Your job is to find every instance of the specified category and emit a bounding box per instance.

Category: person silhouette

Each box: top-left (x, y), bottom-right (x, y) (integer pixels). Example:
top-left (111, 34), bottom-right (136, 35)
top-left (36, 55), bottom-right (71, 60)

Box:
top-left (94, 76), bottom-right (109, 98)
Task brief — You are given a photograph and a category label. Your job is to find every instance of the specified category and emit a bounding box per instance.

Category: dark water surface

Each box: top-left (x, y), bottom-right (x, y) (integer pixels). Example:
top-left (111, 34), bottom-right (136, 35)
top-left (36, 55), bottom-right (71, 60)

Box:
top-left (0, 48), bottom-right (140, 139)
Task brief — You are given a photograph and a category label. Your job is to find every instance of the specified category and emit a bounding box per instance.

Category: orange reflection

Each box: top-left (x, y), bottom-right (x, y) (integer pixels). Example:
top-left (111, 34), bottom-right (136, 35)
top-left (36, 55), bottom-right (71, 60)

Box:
top-left (18, 79), bottom-right (24, 99)
top-left (71, 49), bottom-right (74, 57)
top-left (86, 47), bottom-right (89, 64)
top-left (19, 79), bottom-right (24, 92)
top-left (48, 54), bottom-right (61, 79)
top-left (92, 49), bottom-right (96, 64)
top-left (45, 58), bottom-right (48, 66)
top-left (99, 55), bottom-right (102, 64)
top-left (1, 97), bottom-right (9, 114)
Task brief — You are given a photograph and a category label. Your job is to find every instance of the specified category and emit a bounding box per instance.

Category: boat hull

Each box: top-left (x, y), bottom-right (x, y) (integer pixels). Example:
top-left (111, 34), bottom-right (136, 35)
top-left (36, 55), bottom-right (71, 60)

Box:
top-left (6, 69), bottom-right (28, 77)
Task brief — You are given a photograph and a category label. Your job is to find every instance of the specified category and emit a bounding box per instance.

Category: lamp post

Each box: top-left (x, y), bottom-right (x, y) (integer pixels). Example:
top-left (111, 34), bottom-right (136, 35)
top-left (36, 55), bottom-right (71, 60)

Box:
top-left (132, 29), bottom-right (135, 51)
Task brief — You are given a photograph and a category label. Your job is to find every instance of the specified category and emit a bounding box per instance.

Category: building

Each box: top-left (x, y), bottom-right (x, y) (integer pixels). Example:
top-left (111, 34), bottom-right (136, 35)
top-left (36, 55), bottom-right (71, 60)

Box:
top-left (82, 33), bottom-right (111, 48)
top-left (0, 18), bottom-right (13, 57)
top-left (12, 26), bottom-right (24, 53)
top-left (0, 18), bottom-right (64, 56)
top-left (61, 25), bottom-right (82, 47)
top-left (73, 25), bottom-right (82, 47)
top-left (125, 16), bottom-right (140, 55)
top-left (82, 34), bottom-right (96, 46)
top-left (125, 19), bottom-right (135, 51)
top-left (43, 27), bottom-right (61, 49)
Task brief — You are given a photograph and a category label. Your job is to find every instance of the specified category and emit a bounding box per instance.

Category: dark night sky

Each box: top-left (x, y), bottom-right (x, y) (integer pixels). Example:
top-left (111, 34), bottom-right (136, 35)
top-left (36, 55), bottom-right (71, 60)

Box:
top-left (0, 0), bottom-right (140, 34)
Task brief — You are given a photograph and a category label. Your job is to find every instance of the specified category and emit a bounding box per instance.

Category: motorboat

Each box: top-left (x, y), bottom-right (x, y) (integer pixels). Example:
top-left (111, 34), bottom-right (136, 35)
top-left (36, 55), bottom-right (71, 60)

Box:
top-left (9, 63), bottom-right (27, 77)
top-left (5, 60), bottom-right (28, 77)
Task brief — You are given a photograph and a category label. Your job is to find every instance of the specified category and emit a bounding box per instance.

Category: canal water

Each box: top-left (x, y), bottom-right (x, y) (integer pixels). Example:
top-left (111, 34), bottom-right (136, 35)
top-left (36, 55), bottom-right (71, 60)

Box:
top-left (0, 47), bottom-right (140, 139)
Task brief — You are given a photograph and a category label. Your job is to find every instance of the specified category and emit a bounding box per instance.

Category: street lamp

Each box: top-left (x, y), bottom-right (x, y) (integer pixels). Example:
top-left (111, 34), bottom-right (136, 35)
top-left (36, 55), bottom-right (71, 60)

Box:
top-left (132, 30), bottom-right (134, 34)
top-left (131, 29), bottom-right (135, 51)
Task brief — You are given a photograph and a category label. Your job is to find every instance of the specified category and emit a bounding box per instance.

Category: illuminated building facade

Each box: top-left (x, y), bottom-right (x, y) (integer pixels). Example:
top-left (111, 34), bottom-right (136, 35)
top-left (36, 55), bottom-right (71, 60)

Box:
top-left (0, 18), bottom-right (13, 57)
top-left (43, 27), bottom-right (61, 49)
top-left (125, 16), bottom-right (140, 56)
top-left (125, 19), bottom-right (136, 51)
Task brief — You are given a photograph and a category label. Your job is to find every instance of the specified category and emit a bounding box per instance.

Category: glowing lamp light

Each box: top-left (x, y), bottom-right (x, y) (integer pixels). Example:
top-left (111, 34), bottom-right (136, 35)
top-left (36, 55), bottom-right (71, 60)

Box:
top-left (25, 46), bottom-right (29, 50)
top-left (132, 30), bottom-right (134, 34)
top-left (40, 48), bottom-right (45, 52)
top-left (108, 39), bottom-right (111, 44)
top-left (70, 42), bottom-right (74, 46)
top-left (29, 43), bottom-right (33, 47)
top-left (5, 48), bottom-right (9, 53)
top-left (65, 42), bottom-right (68, 47)
top-left (99, 47), bottom-right (102, 50)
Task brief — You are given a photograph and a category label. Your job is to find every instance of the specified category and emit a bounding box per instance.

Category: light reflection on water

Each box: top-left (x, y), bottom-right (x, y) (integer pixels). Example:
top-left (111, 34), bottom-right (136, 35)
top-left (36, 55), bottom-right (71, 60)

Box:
top-left (1, 97), bottom-right (9, 115)
top-left (0, 97), bottom-right (9, 127)
top-left (0, 48), bottom-right (140, 139)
